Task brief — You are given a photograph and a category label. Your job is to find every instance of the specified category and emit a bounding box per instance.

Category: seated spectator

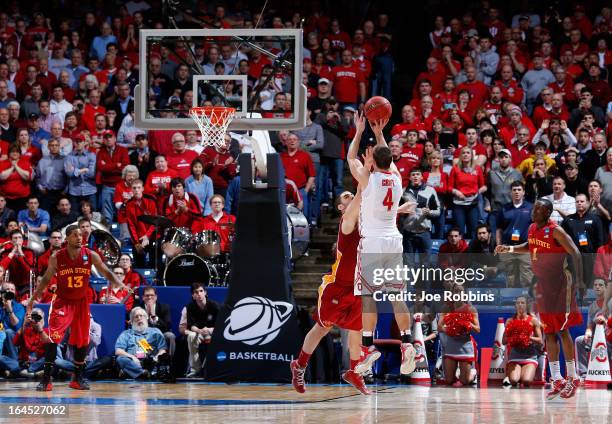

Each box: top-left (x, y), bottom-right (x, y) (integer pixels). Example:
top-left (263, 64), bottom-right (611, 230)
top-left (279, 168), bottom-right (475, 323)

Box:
top-left (185, 158), bottom-right (214, 216)
top-left (438, 227), bottom-right (468, 269)
top-left (574, 279), bottom-right (612, 378)
top-left (126, 179), bottom-right (158, 268)
top-left (51, 197), bottom-right (79, 231)
top-left (79, 200), bottom-right (107, 228)
top-left (0, 307), bottom-right (49, 378)
top-left (466, 224), bottom-right (498, 278)
top-left (17, 196), bottom-right (49, 237)
top-left (115, 307), bottom-right (168, 380)
top-left (195, 195), bottom-right (236, 254)
top-left (200, 134), bottom-right (237, 198)
top-left (163, 177), bottom-right (203, 231)
top-left (438, 284), bottom-right (480, 385)
top-left (55, 317), bottom-right (109, 379)
top-left (543, 176), bottom-right (576, 224)
top-left (64, 134), bottom-right (97, 213)
top-left (179, 283), bottom-right (219, 378)
top-left (0, 281), bottom-right (25, 359)
top-left (144, 155), bottom-right (178, 207)
top-left (118, 254), bottom-right (144, 305)
top-left (96, 130), bottom-right (130, 224)
top-left (139, 286), bottom-right (175, 357)
top-left (98, 266), bottom-right (134, 312)
top-left (502, 296), bottom-right (542, 387)
top-left (0, 145), bottom-right (34, 212)
top-left (167, 132), bottom-right (198, 180)
top-left (113, 165), bottom-right (139, 241)
top-left (517, 142), bottom-right (556, 178)
top-left (400, 168), bottom-right (440, 268)
top-left (496, 181), bottom-right (533, 287)
top-left (35, 138), bottom-right (67, 213)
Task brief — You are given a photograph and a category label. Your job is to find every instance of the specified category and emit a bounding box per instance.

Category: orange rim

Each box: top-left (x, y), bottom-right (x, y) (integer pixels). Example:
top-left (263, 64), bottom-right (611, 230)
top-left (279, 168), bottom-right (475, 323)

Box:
top-left (190, 106), bottom-right (235, 126)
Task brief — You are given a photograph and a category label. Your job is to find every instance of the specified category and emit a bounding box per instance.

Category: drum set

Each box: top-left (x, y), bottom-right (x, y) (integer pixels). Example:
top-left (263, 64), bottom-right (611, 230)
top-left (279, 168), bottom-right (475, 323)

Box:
top-left (137, 215), bottom-right (234, 287)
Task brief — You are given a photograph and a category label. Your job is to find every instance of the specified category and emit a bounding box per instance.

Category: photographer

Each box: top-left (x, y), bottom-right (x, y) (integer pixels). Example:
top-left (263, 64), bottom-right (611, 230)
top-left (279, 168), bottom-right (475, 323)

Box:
top-left (115, 307), bottom-right (168, 380)
top-left (0, 307), bottom-right (49, 377)
top-left (0, 281), bottom-right (25, 359)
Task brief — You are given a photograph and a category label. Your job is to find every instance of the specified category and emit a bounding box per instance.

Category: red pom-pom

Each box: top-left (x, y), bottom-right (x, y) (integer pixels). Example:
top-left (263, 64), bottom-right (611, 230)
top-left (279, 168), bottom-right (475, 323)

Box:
top-left (444, 312), bottom-right (473, 337)
top-left (505, 318), bottom-right (533, 349)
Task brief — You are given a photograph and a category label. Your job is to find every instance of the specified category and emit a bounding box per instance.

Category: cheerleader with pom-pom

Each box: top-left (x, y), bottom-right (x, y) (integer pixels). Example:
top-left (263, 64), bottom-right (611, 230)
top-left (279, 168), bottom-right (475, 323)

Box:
top-left (438, 284), bottom-right (480, 385)
top-left (503, 296), bottom-right (543, 386)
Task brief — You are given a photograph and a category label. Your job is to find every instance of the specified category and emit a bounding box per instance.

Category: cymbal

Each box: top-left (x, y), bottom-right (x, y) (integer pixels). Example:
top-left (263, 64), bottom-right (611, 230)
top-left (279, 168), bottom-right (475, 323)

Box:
top-left (138, 215), bottom-right (174, 227)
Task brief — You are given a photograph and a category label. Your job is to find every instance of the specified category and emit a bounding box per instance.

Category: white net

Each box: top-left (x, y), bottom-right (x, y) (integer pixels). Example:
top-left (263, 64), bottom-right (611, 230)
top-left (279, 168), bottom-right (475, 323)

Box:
top-left (189, 106), bottom-right (236, 149)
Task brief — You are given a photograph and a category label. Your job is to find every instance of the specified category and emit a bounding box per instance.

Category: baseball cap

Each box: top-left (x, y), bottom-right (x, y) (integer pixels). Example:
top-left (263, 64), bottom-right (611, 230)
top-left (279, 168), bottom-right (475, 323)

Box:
top-left (102, 129), bottom-right (115, 138)
top-left (28, 112), bottom-right (39, 120)
top-left (343, 105), bottom-right (357, 113)
top-left (318, 78), bottom-right (330, 85)
top-left (499, 149), bottom-right (512, 157)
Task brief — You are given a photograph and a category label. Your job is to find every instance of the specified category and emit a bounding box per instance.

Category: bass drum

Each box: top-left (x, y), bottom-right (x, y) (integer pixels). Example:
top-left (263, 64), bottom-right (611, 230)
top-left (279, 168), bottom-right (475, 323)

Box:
top-left (286, 205), bottom-right (310, 260)
top-left (163, 253), bottom-right (218, 287)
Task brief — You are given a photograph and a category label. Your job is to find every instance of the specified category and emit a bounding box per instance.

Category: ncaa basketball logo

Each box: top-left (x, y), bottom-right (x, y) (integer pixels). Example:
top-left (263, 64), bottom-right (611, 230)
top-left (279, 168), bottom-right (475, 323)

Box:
top-left (413, 340), bottom-right (425, 362)
top-left (223, 297), bottom-right (293, 346)
top-left (591, 342), bottom-right (608, 363)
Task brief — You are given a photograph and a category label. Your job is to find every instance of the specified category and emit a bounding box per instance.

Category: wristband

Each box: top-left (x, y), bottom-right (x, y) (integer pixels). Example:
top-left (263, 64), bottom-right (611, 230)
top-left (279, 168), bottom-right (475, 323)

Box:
top-left (508, 246), bottom-right (514, 253)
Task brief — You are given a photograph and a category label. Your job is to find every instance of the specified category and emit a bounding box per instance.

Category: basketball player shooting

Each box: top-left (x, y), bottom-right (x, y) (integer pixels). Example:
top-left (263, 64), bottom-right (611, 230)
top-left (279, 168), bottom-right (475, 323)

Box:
top-left (290, 187), bottom-right (372, 395)
top-left (26, 225), bottom-right (130, 391)
top-left (495, 198), bottom-right (584, 399)
top-left (347, 110), bottom-right (416, 376)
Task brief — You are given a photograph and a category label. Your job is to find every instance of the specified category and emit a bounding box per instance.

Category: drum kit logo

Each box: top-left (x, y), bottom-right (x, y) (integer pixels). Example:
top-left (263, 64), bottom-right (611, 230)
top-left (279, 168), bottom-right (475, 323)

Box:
top-left (223, 296), bottom-right (293, 346)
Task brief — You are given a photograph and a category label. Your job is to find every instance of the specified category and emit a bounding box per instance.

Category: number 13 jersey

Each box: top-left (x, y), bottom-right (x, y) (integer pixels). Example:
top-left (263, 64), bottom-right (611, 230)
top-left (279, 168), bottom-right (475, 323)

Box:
top-left (54, 247), bottom-right (93, 301)
top-left (360, 171), bottom-right (402, 238)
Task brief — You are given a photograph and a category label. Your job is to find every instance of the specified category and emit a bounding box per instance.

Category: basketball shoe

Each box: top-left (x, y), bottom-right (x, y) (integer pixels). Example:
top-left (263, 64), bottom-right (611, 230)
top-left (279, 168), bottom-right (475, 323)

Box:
top-left (354, 345), bottom-right (381, 375)
top-left (36, 377), bottom-right (52, 391)
top-left (400, 343), bottom-right (416, 375)
top-left (546, 379), bottom-right (566, 400)
top-left (69, 374), bottom-right (90, 390)
top-left (290, 360), bottom-right (306, 393)
top-left (342, 370), bottom-right (371, 395)
top-left (559, 377), bottom-right (579, 399)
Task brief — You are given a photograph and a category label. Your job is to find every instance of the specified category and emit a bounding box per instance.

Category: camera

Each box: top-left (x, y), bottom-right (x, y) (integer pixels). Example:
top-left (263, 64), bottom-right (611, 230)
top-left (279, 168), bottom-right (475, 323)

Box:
top-left (0, 290), bottom-right (15, 301)
top-left (31, 312), bottom-right (43, 323)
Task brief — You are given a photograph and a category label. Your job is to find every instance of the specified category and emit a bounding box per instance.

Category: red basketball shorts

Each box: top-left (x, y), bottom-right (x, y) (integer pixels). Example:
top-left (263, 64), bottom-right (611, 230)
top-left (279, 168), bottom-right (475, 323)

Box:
top-left (314, 282), bottom-right (362, 331)
top-left (539, 311), bottom-right (583, 335)
top-left (48, 296), bottom-right (91, 347)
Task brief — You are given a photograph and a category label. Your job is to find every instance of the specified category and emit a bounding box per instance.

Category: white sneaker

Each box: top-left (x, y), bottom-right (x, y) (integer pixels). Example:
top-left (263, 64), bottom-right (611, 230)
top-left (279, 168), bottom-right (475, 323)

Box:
top-left (186, 369), bottom-right (201, 378)
top-left (400, 343), bottom-right (416, 375)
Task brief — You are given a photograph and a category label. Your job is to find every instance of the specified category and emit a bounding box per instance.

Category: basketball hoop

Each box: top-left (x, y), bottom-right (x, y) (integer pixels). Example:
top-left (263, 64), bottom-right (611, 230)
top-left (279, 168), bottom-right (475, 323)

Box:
top-left (189, 106), bottom-right (236, 149)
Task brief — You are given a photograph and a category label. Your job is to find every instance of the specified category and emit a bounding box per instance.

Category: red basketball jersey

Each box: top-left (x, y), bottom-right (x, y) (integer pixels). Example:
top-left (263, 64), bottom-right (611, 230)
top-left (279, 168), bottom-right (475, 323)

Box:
top-left (527, 221), bottom-right (567, 282)
top-left (54, 247), bottom-right (93, 301)
top-left (323, 219), bottom-right (360, 287)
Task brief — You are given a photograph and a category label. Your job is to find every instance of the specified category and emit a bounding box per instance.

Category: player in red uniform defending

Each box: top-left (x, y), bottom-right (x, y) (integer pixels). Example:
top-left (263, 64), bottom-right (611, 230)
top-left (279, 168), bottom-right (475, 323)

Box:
top-left (290, 186), bottom-right (369, 394)
top-left (26, 225), bottom-right (129, 391)
top-left (496, 198), bottom-right (584, 399)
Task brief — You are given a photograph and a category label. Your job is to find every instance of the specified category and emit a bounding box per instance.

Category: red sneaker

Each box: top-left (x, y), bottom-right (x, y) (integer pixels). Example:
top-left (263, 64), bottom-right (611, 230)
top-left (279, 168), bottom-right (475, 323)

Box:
top-left (290, 360), bottom-right (306, 394)
top-left (546, 379), bottom-right (566, 400)
top-left (36, 378), bottom-right (52, 392)
top-left (342, 370), bottom-right (371, 395)
top-left (69, 377), bottom-right (90, 390)
top-left (354, 346), bottom-right (381, 375)
top-left (400, 343), bottom-right (416, 375)
top-left (560, 377), bottom-right (579, 399)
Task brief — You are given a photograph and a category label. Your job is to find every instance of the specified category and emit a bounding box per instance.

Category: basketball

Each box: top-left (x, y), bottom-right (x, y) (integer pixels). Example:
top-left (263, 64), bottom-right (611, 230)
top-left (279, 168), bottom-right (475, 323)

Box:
top-left (364, 96), bottom-right (392, 122)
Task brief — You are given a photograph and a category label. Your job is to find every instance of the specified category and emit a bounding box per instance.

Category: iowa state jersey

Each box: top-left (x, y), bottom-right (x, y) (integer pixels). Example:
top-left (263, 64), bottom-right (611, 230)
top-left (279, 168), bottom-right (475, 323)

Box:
top-left (54, 247), bottom-right (93, 301)
top-left (527, 221), bottom-right (567, 282)
top-left (322, 219), bottom-right (360, 287)
top-left (360, 171), bottom-right (402, 238)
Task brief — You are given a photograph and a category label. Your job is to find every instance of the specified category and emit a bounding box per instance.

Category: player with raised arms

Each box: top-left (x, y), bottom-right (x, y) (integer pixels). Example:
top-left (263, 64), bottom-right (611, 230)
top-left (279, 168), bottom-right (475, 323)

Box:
top-left (290, 181), bottom-right (371, 394)
top-left (495, 198), bottom-right (584, 399)
top-left (27, 225), bottom-right (131, 391)
top-left (347, 110), bottom-right (416, 376)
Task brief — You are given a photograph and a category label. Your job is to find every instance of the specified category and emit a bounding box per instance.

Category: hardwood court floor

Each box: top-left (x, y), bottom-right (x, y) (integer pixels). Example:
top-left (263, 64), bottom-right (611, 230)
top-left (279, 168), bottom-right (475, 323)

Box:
top-left (0, 380), bottom-right (609, 424)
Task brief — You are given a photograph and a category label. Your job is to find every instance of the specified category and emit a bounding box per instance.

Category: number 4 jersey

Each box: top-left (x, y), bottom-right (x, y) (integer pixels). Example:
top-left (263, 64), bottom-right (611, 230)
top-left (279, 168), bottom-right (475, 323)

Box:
top-left (360, 171), bottom-right (402, 238)
top-left (54, 247), bottom-right (93, 301)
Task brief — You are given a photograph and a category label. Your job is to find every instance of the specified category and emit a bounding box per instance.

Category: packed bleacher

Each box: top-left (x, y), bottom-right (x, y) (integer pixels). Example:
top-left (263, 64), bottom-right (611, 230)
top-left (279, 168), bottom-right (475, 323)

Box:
top-left (0, 1), bottom-right (610, 383)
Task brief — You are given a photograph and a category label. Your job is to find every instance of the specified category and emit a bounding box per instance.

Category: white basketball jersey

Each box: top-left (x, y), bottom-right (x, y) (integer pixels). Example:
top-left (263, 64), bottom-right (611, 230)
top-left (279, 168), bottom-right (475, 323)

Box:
top-left (360, 171), bottom-right (402, 238)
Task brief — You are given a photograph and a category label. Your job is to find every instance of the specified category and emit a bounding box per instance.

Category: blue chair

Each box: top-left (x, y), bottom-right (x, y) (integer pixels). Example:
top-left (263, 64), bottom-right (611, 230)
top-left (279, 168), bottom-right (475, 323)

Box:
top-left (498, 287), bottom-right (531, 306)
top-left (134, 268), bottom-right (156, 285)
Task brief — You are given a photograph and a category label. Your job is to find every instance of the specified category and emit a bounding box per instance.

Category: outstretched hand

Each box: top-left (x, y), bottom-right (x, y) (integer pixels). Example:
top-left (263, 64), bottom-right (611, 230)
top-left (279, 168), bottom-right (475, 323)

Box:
top-left (354, 111), bottom-right (366, 133)
top-left (369, 117), bottom-right (389, 135)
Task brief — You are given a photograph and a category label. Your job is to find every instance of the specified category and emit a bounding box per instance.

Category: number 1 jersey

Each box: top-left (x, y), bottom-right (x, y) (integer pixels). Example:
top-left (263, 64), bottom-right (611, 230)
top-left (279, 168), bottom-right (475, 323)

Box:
top-left (54, 247), bottom-right (93, 301)
top-left (360, 171), bottom-right (402, 238)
